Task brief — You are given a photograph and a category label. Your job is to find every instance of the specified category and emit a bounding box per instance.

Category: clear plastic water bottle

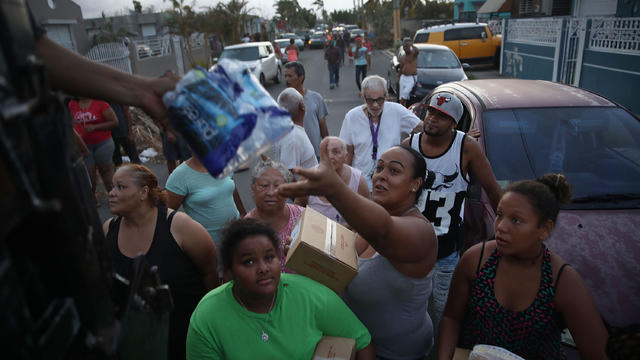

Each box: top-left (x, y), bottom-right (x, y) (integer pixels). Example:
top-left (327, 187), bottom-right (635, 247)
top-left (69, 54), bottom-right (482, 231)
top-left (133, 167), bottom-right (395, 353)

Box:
top-left (162, 61), bottom-right (293, 178)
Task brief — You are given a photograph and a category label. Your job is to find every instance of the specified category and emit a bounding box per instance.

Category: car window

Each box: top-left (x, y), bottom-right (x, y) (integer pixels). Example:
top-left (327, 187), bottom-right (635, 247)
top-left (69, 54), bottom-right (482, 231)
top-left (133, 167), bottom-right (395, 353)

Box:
top-left (417, 49), bottom-right (460, 69)
top-left (220, 47), bottom-right (259, 61)
top-left (483, 107), bottom-right (640, 207)
top-left (458, 26), bottom-right (484, 40)
top-left (444, 28), bottom-right (463, 41)
top-left (414, 33), bottom-right (430, 43)
top-left (258, 46), bottom-right (269, 57)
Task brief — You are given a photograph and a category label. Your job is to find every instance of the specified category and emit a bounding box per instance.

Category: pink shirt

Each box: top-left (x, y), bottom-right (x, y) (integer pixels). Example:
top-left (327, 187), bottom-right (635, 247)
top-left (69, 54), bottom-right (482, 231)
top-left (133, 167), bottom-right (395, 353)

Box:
top-left (245, 203), bottom-right (304, 273)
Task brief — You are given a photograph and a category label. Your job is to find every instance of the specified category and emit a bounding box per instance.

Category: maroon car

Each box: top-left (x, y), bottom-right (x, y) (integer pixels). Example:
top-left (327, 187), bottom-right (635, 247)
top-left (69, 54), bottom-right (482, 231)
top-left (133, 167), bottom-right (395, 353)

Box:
top-left (413, 79), bottom-right (640, 338)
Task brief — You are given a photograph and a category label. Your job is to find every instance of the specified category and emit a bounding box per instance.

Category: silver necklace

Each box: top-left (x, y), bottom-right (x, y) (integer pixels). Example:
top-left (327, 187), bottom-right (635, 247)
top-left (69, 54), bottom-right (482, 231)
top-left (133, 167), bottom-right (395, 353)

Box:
top-left (235, 290), bottom-right (277, 342)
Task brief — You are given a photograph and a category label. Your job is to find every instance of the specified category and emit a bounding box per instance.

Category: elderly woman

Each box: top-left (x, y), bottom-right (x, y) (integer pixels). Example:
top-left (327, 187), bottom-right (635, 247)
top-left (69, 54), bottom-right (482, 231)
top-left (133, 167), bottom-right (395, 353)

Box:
top-left (186, 219), bottom-right (375, 359)
top-left (245, 159), bottom-right (303, 272)
top-left (438, 174), bottom-right (607, 360)
top-left (279, 139), bottom-right (438, 359)
top-left (103, 164), bottom-right (219, 360)
top-left (296, 136), bottom-right (369, 225)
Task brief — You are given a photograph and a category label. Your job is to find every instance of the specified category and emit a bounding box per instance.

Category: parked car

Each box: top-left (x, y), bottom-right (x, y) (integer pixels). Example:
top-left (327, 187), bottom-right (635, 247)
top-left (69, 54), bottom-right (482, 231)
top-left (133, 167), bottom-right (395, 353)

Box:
top-left (412, 79), bottom-right (640, 339)
top-left (274, 39), bottom-right (291, 63)
top-left (388, 44), bottom-right (468, 105)
top-left (413, 22), bottom-right (501, 66)
top-left (219, 42), bottom-right (281, 84)
top-left (280, 33), bottom-right (305, 51)
top-left (308, 33), bottom-right (327, 49)
top-left (351, 28), bottom-right (365, 39)
top-left (136, 44), bottom-right (153, 59)
top-left (295, 30), bottom-right (311, 47)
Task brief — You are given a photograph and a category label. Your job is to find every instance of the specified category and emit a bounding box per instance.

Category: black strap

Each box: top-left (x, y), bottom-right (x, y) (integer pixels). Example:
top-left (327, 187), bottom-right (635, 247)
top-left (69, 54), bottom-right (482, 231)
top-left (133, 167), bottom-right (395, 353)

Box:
top-left (476, 239), bottom-right (487, 276)
top-left (554, 263), bottom-right (571, 292)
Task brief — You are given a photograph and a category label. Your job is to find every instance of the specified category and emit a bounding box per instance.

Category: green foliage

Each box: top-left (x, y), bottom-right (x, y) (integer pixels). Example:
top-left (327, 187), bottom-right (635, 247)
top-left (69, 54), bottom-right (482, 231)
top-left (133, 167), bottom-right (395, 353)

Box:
top-left (90, 13), bottom-right (128, 46)
top-left (275, 0), bottom-right (307, 30)
top-left (198, 0), bottom-right (253, 44)
top-left (414, 0), bottom-right (454, 20)
top-left (132, 0), bottom-right (142, 13)
top-left (299, 8), bottom-right (317, 29)
top-left (364, 1), bottom-right (393, 48)
top-left (330, 9), bottom-right (357, 24)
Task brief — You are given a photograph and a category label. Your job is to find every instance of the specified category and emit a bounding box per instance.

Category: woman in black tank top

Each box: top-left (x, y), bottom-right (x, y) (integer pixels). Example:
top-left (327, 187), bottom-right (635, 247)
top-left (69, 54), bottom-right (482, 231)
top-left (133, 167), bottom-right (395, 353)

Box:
top-left (103, 164), bottom-right (219, 360)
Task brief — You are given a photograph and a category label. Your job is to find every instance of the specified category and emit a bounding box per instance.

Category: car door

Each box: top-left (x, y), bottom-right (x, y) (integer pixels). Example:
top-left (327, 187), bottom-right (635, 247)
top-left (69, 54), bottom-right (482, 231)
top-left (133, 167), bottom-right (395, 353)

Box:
top-left (258, 45), bottom-right (273, 79)
top-left (265, 44), bottom-right (277, 77)
top-left (459, 26), bottom-right (493, 60)
top-left (442, 28), bottom-right (462, 58)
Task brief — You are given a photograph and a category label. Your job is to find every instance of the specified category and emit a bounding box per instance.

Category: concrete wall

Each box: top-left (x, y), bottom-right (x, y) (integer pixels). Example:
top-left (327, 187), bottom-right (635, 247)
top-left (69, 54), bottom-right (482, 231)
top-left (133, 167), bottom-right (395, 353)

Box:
top-left (28, 0), bottom-right (90, 54)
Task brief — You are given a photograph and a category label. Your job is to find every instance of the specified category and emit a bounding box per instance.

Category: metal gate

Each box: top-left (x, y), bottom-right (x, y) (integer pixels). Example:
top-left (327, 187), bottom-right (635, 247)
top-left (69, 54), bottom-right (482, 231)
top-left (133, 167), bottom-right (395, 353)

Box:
top-left (86, 42), bottom-right (132, 74)
top-left (559, 18), bottom-right (587, 86)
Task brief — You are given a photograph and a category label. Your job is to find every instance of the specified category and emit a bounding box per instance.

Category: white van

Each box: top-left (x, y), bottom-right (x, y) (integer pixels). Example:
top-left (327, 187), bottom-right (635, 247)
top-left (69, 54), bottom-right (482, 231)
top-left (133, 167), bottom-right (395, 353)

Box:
top-left (219, 42), bottom-right (281, 85)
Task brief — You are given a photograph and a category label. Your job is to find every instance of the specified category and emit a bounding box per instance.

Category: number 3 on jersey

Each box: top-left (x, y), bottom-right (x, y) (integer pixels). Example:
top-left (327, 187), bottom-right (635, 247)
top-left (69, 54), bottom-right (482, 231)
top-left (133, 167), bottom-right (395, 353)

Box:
top-left (417, 191), bottom-right (456, 236)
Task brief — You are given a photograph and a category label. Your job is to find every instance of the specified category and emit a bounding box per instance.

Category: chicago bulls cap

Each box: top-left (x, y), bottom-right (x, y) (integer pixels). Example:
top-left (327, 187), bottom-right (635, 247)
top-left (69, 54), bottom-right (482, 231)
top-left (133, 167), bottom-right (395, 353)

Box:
top-left (427, 92), bottom-right (463, 123)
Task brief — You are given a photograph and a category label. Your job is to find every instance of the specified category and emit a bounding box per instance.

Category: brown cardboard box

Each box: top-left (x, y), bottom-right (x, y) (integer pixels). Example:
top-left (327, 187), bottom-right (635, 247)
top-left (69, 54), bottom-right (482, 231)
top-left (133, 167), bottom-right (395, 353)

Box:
top-left (312, 336), bottom-right (356, 360)
top-left (285, 207), bottom-right (357, 293)
top-left (453, 347), bottom-right (471, 360)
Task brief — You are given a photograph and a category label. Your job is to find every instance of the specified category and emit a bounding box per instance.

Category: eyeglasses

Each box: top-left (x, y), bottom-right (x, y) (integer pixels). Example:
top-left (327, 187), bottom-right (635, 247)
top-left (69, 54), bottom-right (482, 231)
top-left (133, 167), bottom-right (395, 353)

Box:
top-left (364, 97), bottom-right (385, 105)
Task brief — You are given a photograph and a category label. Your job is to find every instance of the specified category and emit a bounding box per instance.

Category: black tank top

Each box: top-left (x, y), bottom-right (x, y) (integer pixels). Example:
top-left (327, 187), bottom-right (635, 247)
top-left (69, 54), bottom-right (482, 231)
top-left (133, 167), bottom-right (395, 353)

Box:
top-left (106, 206), bottom-right (205, 360)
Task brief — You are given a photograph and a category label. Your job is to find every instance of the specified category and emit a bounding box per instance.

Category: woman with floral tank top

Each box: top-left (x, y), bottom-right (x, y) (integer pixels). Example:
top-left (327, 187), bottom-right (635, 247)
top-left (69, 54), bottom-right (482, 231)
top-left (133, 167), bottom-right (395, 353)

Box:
top-left (437, 174), bottom-right (608, 360)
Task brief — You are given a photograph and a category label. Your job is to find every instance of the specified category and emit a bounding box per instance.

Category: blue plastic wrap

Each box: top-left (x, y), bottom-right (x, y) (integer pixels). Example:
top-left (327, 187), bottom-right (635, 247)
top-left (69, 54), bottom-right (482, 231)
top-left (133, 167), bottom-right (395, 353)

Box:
top-left (162, 60), bottom-right (293, 178)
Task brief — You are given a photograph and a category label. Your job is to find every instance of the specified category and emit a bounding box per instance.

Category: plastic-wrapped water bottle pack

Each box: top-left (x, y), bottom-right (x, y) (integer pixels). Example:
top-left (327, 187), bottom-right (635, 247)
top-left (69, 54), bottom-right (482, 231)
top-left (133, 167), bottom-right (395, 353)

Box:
top-left (162, 59), bottom-right (293, 178)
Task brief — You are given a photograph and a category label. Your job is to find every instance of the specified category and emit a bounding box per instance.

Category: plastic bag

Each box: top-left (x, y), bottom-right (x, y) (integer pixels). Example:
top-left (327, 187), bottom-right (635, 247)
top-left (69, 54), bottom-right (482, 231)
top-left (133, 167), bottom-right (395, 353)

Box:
top-left (468, 345), bottom-right (524, 360)
top-left (162, 60), bottom-right (293, 178)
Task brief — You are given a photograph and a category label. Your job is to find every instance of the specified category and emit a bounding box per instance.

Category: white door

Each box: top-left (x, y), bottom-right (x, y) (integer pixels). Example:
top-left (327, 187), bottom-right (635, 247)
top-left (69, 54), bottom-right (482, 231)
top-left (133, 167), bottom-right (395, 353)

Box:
top-left (45, 24), bottom-right (75, 52)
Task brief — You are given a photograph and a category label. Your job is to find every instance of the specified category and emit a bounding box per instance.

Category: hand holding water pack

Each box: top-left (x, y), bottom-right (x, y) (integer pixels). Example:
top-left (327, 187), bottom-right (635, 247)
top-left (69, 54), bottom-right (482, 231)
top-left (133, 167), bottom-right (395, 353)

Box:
top-left (162, 59), bottom-right (293, 178)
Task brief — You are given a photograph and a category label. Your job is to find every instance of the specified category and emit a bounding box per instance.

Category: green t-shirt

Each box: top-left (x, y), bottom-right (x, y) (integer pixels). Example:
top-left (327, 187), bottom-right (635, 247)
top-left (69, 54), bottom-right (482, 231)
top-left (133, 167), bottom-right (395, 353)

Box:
top-left (187, 274), bottom-right (371, 359)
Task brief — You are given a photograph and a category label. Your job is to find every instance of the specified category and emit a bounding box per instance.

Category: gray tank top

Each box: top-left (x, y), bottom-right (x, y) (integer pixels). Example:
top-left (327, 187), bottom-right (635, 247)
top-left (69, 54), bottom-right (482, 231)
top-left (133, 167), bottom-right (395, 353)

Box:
top-left (342, 253), bottom-right (434, 359)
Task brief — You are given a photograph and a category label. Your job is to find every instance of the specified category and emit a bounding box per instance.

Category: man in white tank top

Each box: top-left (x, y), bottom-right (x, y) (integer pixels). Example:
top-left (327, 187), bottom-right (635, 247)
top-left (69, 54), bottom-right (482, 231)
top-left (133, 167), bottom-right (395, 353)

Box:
top-left (402, 92), bottom-right (503, 340)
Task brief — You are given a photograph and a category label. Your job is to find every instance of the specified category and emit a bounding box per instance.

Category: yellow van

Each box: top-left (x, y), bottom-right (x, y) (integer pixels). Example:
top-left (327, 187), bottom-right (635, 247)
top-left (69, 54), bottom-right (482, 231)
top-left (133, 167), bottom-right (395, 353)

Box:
top-left (413, 23), bottom-right (501, 65)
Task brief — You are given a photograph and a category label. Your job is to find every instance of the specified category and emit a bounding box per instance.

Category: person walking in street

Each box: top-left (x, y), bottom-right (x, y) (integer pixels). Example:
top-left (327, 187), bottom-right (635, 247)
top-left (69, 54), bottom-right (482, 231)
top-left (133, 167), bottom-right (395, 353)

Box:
top-left (352, 37), bottom-right (371, 92)
top-left (398, 38), bottom-right (419, 107)
top-left (284, 62), bottom-right (329, 160)
top-left (274, 88), bottom-right (318, 171)
top-left (336, 34), bottom-right (346, 65)
top-left (324, 39), bottom-right (341, 89)
top-left (402, 92), bottom-right (503, 339)
top-left (110, 102), bottom-right (141, 166)
top-left (339, 75), bottom-right (422, 192)
top-left (285, 39), bottom-right (299, 63)
top-left (437, 174), bottom-right (607, 360)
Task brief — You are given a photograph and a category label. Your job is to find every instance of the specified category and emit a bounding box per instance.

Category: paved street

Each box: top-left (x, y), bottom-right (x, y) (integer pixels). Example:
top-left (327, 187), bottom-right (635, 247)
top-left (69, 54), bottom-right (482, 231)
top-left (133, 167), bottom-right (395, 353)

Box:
top-left (97, 47), bottom-right (500, 222)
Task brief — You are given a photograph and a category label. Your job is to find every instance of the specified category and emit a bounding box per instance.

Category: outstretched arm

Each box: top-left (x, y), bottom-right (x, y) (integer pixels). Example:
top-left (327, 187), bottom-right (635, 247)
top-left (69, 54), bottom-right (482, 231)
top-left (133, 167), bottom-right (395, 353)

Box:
top-left (279, 138), bottom-right (435, 263)
top-left (36, 36), bottom-right (177, 127)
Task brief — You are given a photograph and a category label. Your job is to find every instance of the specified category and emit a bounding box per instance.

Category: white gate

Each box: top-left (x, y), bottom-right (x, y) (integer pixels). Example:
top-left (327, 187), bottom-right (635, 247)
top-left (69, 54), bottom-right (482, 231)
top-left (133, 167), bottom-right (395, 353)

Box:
top-left (86, 42), bottom-right (132, 74)
top-left (559, 18), bottom-right (587, 86)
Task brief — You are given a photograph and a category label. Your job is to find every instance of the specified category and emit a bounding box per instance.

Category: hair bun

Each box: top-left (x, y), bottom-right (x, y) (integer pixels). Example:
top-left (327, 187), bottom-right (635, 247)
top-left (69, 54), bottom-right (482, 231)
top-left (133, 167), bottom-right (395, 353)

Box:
top-left (537, 173), bottom-right (573, 204)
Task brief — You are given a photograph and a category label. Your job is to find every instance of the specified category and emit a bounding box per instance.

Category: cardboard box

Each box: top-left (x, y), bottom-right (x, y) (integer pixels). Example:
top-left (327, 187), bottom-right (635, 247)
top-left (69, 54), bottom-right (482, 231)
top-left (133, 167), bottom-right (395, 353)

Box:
top-left (285, 207), bottom-right (357, 293)
top-left (453, 347), bottom-right (471, 360)
top-left (312, 336), bottom-right (356, 360)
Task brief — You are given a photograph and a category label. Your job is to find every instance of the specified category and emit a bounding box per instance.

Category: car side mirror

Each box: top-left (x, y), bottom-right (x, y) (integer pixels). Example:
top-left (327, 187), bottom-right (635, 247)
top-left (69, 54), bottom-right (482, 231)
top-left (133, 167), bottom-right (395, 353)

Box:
top-left (481, 31), bottom-right (487, 42)
top-left (462, 63), bottom-right (470, 69)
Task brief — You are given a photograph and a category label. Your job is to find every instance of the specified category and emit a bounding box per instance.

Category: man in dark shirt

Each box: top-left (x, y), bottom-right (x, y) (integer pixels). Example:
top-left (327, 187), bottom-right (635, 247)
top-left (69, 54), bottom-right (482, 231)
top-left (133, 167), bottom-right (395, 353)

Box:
top-left (110, 102), bottom-right (141, 165)
top-left (324, 40), bottom-right (342, 89)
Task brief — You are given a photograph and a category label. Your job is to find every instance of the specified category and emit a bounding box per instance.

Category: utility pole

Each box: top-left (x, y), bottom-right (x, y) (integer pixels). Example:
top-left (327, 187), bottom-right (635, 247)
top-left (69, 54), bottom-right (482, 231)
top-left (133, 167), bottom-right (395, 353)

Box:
top-left (393, 0), bottom-right (401, 44)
